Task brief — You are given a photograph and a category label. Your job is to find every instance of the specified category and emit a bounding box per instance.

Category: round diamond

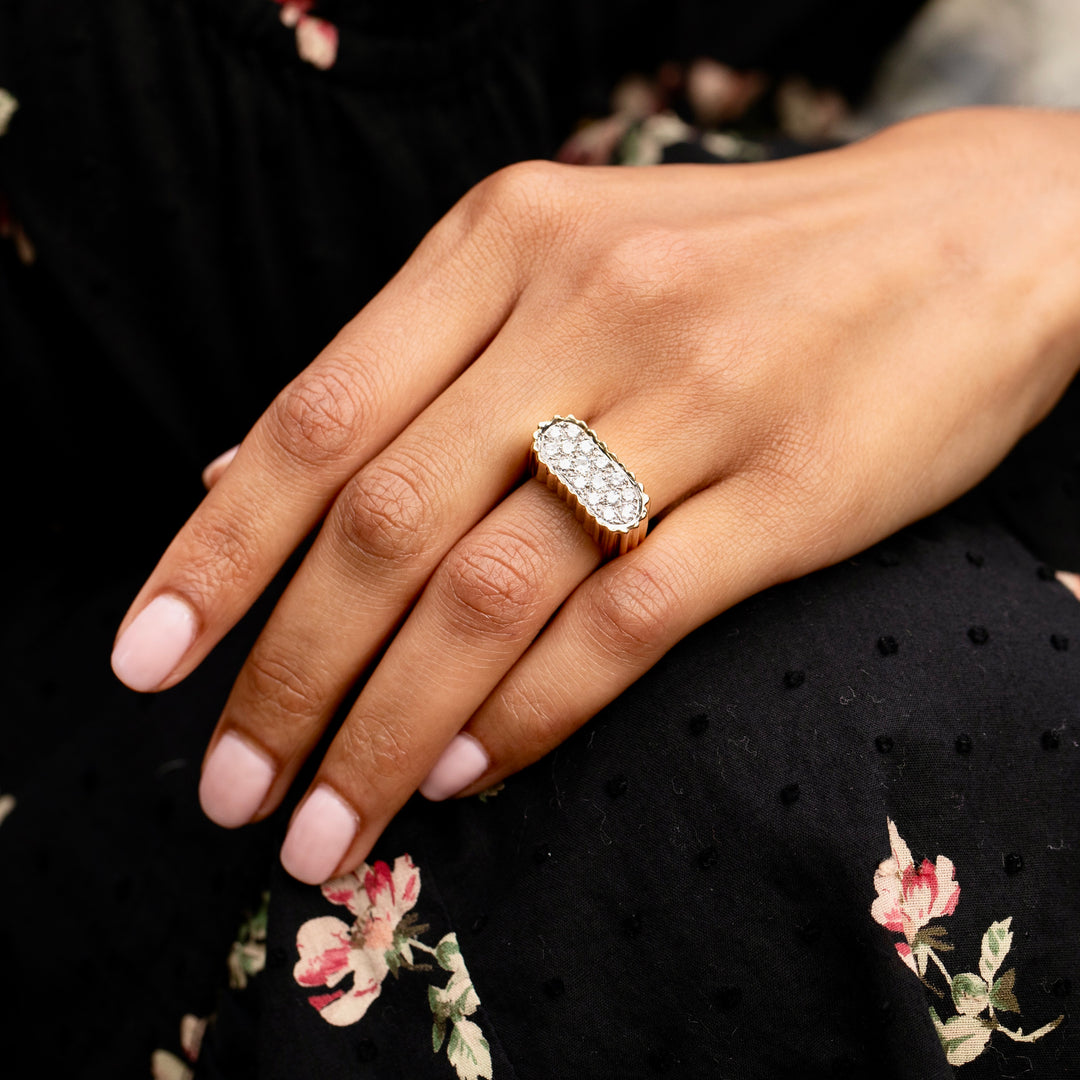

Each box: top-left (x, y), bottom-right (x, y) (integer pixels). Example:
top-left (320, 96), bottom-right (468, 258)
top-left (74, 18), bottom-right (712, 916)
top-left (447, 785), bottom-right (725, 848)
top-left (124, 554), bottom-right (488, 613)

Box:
top-left (605, 490), bottom-right (619, 505)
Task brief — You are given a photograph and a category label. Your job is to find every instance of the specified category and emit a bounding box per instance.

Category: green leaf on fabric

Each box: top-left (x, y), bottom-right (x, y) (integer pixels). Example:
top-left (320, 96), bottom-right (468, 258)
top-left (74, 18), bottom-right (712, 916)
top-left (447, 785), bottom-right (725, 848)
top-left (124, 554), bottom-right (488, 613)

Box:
top-left (951, 972), bottom-right (990, 1016)
top-left (990, 969), bottom-right (1020, 1014)
top-left (386, 948), bottom-right (401, 978)
top-left (426, 932), bottom-right (491, 1076)
top-left (446, 1018), bottom-right (493, 1080)
top-left (932, 1012), bottom-right (994, 1066)
top-left (979, 918), bottom-right (1014, 983)
top-left (436, 935), bottom-right (462, 972)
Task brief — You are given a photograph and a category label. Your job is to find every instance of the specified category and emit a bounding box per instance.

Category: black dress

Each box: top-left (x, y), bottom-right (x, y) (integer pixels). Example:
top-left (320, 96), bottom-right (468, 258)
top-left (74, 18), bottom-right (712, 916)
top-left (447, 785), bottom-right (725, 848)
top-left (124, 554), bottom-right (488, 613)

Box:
top-left (1, 3), bottom-right (1076, 1078)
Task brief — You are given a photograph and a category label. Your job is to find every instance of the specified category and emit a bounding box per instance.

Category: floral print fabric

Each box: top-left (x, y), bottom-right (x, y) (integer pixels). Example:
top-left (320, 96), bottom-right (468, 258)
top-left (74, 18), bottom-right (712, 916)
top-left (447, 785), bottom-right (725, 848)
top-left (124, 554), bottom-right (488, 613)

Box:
top-left (295, 854), bottom-right (492, 1079)
top-left (272, 0), bottom-right (339, 70)
top-left (872, 819), bottom-right (1063, 1067)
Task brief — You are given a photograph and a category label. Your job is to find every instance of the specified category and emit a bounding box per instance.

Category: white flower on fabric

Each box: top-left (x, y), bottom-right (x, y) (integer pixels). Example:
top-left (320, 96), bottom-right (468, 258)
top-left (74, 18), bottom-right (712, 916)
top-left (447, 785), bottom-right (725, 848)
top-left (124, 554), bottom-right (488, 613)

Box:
top-left (293, 855), bottom-right (421, 1026)
top-left (871, 817), bottom-right (960, 940)
top-left (294, 16), bottom-right (339, 70)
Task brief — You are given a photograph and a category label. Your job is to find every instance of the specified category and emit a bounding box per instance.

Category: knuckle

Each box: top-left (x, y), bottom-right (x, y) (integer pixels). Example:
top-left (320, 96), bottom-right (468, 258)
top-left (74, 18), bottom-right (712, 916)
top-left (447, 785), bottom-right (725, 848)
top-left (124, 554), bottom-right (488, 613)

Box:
top-left (461, 159), bottom-right (569, 243)
top-left (338, 712), bottom-right (414, 785)
top-left (175, 512), bottom-right (259, 602)
top-left (438, 532), bottom-right (545, 640)
top-left (585, 560), bottom-right (679, 662)
top-left (270, 362), bottom-right (370, 466)
top-left (241, 650), bottom-right (321, 722)
top-left (332, 453), bottom-right (437, 569)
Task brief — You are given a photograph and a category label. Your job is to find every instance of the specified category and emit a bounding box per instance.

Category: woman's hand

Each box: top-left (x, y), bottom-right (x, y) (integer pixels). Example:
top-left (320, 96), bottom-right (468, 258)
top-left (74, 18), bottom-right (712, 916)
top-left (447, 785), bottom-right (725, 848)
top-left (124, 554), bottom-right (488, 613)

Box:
top-left (111, 107), bottom-right (1080, 884)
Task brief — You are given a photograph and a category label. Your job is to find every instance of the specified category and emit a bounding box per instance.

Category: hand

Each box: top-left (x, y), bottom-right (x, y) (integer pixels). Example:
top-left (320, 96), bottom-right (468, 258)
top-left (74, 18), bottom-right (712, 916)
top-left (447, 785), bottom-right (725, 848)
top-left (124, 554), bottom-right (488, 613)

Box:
top-left (111, 107), bottom-right (1080, 884)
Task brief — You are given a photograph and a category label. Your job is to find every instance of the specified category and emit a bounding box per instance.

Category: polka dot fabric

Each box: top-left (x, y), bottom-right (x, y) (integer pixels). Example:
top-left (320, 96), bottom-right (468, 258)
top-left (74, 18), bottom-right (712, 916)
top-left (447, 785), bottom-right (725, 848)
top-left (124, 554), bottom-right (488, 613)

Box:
top-left (253, 515), bottom-right (1080, 1079)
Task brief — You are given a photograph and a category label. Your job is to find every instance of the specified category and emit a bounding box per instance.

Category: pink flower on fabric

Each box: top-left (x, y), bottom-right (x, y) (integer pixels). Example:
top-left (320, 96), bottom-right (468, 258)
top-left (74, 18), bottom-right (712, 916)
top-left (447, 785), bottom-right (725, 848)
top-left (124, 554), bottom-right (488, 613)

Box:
top-left (273, 0), bottom-right (313, 22)
top-left (274, 1), bottom-right (339, 70)
top-left (870, 821), bottom-right (1063, 1067)
top-left (294, 855), bottom-right (421, 1026)
top-left (871, 818), bottom-right (960, 976)
top-left (294, 16), bottom-right (338, 70)
top-left (872, 818), bottom-right (960, 938)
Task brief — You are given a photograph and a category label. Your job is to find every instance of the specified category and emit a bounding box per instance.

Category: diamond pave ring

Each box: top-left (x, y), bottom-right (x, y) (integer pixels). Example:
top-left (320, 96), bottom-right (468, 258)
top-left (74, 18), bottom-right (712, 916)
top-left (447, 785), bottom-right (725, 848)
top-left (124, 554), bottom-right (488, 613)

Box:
top-left (529, 415), bottom-right (649, 558)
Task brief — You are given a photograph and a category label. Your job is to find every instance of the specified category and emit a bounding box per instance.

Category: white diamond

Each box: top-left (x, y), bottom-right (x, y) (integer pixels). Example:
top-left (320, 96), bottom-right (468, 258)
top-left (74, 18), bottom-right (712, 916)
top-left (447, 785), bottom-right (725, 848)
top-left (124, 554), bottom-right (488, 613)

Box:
top-left (536, 419), bottom-right (647, 531)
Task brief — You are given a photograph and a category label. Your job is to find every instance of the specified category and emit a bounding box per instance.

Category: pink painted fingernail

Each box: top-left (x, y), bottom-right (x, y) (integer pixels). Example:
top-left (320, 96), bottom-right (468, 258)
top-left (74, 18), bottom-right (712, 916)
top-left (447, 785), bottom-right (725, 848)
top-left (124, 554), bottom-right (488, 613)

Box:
top-left (201, 444), bottom-right (239, 489)
top-left (199, 732), bottom-right (276, 828)
top-left (419, 733), bottom-right (490, 801)
top-left (1055, 570), bottom-right (1080, 602)
top-left (280, 786), bottom-right (358, 884)
top-left (111, 594), bottom-right (197, 692)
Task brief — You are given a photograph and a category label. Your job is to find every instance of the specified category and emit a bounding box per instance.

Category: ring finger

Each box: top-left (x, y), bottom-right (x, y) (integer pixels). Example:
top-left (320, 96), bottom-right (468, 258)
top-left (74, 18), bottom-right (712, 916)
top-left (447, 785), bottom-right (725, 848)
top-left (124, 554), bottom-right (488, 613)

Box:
top-left (194, 351), bottom-right (590, 830)
top-left (269, 409), bottom-right (707, 882)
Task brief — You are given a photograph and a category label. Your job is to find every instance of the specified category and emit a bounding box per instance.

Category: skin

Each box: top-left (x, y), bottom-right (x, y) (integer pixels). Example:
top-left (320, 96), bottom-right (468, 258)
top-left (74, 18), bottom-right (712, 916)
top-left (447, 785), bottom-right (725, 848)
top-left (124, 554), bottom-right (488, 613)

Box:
top-left (113, 106), bottom-right (1080, 884)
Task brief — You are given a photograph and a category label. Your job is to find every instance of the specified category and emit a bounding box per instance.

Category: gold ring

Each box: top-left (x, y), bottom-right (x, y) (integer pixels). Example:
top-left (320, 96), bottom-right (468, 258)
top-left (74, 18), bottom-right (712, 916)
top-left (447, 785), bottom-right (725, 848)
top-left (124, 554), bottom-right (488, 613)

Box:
top-left (530, 415), bottom-right (649, 558)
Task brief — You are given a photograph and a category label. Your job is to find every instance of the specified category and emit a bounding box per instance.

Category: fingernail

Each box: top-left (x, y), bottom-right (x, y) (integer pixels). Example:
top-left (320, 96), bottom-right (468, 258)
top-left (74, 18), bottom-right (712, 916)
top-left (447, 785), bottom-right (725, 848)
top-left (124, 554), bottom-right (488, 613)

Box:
top-left (199, 732), bottom-right (276, 828)
top-left (1056, 570), bottom-right (1080, 602)
top-left (419, 733), bottom-right (490, 801)
top-left (201, 444), bottom-right (239, 489)
top-left (280, 785), bottom-right (358, 884)
top-left (111, 594), bottom-right (197, 691)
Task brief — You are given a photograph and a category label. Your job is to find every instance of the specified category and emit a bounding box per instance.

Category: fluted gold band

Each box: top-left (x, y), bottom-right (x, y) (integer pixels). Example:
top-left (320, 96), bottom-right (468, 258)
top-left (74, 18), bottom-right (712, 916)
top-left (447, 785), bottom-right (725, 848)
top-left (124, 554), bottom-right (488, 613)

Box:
top-left (529, 415), bottom-right (649, 558)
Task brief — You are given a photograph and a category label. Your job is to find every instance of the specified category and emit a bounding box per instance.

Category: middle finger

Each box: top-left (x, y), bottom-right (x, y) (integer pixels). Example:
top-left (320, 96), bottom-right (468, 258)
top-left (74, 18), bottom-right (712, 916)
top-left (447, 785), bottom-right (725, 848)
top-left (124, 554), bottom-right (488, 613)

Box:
top-left (274, 407), bottom-right (704, 882)
top-left (196, 336), bottom-right (600, 830)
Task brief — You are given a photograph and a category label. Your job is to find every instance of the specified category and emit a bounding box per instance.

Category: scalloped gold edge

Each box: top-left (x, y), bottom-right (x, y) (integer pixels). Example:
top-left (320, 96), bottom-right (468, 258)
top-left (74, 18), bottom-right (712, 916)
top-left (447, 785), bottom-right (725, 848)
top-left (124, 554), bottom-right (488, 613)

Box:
top-left (529, 415), bottom-right (650, 558)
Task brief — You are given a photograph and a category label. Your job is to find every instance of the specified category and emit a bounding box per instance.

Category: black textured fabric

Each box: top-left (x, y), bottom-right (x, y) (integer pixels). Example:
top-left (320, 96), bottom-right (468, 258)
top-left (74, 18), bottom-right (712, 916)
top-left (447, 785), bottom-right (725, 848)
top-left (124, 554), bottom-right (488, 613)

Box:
top-left (1, 2), bottom-right (1077, 1079)
top-left (255, 517), bottom-right (1079, 1080)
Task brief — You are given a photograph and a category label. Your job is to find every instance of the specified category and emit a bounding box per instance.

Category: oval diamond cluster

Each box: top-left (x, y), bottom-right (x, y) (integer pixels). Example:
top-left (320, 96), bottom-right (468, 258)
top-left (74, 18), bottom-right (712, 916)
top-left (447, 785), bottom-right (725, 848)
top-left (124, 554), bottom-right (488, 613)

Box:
top-left (535, 419), bottom-right (644, 529)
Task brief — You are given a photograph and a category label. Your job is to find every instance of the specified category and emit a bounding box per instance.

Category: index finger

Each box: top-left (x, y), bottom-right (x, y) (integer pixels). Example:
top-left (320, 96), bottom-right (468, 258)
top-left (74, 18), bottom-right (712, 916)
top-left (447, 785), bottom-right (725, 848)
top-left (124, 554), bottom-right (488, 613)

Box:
top-left (109, 174), bottom-right (529, 693)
